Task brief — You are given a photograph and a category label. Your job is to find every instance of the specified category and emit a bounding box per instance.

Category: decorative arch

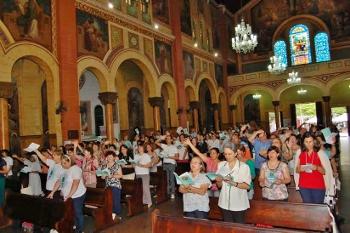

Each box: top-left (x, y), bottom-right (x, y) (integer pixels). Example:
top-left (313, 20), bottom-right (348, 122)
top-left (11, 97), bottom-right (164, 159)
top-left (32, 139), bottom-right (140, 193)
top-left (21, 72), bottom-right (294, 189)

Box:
top-left (272, 14), bottom-right (330, 42)
top-left (0, 20), bottom-right (15, 51)
top-left (108, 49), bottom-right (159, 96)
top-left (184, 80), bottom-right (198, 101)
top-left (276, 79), bottom-right (328, 99)
top-left (326, 72), bottom-right (350, 93)
top-left (230, 85), bottom-right (276, 105)
top-left (195, 73), bottom-right (219, 103)
top-left (160, 80), bottom-right (178, 128)
top-left (218, 88), bottom-right (229, 125)
top-left (77, 56), bottom-right (109, 92)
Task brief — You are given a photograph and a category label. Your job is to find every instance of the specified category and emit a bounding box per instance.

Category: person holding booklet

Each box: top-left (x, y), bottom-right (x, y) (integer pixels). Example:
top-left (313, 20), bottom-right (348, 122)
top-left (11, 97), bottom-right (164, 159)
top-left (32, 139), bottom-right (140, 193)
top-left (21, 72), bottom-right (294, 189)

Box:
top-left (101, 150), bottom-right (123, 220)
top-left (258, 146), bottom-right (290, 201)
top-left (82, 147), bottom-right (98, 188)
top-left (216, 144), bottom-right (251, 224)
top-left (183, 138), bottom-right (221, 197)
top-left (179, 156), bottom-right (211, 219)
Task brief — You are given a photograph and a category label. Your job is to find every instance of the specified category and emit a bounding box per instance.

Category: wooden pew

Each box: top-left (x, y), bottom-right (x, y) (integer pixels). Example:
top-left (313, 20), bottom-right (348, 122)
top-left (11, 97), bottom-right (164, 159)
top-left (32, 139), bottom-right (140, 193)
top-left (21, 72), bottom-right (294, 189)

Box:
top-left (84, 187), bottom-right (115, 232)
top-left (4, 192), bottom-right (74, 233)
top-left (152, 209), bottom-right (304, 233)
top-left (150, 169), bottom-right (168, 204)
top-left (208, 198), bottom-right (333, 232)
top-left (121, 178), bottom-right (145, 217)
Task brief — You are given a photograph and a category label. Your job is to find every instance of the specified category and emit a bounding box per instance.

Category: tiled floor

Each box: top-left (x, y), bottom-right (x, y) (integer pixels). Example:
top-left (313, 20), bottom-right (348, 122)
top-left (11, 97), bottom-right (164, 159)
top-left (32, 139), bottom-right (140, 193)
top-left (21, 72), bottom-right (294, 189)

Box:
top-left (103, 136), bottom-right (350, 233)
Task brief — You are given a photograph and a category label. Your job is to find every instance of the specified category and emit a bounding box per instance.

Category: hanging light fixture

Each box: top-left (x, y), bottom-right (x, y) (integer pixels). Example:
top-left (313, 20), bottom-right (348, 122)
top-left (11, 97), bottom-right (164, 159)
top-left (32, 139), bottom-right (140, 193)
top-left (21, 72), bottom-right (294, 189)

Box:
top-left (231, 18), bottom-right (258, 54)
top-left (252, 93), bottom-right (262, 99)
top-left (287, 71), bottom-right (301, 84)
top-left (297, 88), bottom-right (307, 95)
top-left (267, 56), bottom-right (286, 74)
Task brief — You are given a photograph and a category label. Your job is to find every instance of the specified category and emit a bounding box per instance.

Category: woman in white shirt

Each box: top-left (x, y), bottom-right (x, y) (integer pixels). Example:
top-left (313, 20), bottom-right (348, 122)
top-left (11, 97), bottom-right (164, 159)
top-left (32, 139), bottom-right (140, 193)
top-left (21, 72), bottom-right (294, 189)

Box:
top-left (179, 156), bottom-right (211, 219)
top-left (49, 155), bottom-right (86, 233)
top-left (1, 150), bottom-right (13, 177)
top-left (34, 149), bottom-right (64, 199)
top-left (134, 143), bottom-right (153, 207)
top-left (216, 144), bottom-right (251, 223)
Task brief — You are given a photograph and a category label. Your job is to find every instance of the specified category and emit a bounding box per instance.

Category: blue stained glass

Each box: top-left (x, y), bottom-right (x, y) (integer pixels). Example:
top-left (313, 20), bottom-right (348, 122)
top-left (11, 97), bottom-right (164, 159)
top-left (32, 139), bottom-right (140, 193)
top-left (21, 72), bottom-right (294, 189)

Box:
top-left (289, 24), bottom-right (312, 65)
top-left (315, 32), bottom-right (331, 62)
top-left (274, 40), bottom-right (288, 67)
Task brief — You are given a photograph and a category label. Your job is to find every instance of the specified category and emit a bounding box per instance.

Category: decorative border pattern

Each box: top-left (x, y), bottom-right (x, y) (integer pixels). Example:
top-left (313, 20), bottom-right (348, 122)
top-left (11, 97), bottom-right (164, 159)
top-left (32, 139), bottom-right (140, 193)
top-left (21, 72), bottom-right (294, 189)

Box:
top-left (51, 0), bottom-right (57, 56)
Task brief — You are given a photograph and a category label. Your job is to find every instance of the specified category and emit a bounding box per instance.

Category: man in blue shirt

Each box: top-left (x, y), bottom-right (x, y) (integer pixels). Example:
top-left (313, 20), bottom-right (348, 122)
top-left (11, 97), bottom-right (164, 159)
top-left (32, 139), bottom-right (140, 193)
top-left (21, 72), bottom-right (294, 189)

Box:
top-left (249, 129), bottom-right (272, 175)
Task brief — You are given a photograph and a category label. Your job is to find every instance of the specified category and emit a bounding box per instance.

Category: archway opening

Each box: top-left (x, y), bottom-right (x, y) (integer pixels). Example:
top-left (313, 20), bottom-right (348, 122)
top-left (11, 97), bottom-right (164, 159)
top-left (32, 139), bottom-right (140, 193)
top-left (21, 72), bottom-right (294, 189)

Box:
top-left (199, 80), bottom-right (214, 131)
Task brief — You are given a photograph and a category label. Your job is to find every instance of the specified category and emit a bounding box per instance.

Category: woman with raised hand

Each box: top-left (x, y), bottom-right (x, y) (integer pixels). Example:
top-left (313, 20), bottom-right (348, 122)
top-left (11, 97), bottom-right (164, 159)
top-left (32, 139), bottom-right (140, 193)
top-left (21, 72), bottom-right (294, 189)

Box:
top-left (179, 156), bottom-right (211, 219)
top-left (184, 138), bottom-right (221, 197)
top-left (102, 150), bottom-right (123, 220)
top-left (216, 144), bottom-right (251, 224)
top-left (49, 156), bottom-right (86, 233)
top-left (82, 147), bottom-right (99, 188)
top-left (259, 146), bottom-right (291, 201)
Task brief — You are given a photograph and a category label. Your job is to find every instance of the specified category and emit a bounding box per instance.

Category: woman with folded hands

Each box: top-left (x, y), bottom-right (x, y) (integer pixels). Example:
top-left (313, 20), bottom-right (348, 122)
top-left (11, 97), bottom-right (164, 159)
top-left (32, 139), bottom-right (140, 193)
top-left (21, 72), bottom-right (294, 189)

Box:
top-left (259, 146), bottom-right (291, 201)
top-left (179, 156), bottom-right (211, 219)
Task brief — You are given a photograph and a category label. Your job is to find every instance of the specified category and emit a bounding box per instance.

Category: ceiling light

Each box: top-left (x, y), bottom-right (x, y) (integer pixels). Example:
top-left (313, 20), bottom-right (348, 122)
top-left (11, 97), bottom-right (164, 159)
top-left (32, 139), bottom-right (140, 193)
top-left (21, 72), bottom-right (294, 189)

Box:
top-left (108, 2), bottom-right (114, 9)
top-left (154, 23), bottom-right (159, 30)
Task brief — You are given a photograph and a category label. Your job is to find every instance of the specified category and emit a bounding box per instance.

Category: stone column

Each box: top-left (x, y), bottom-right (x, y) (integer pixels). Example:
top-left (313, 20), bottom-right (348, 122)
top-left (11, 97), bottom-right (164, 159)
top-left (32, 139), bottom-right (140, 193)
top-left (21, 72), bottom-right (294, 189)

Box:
top-left (189, 101), bottom-right (200, 132)
top-left (322, 96), bottom-right (331, 127)
top-left (149, 97), bottom-right (163, 132)
top-left (98, 92), bottom-right (118, 141)
top-left (169, 0), bottom-right (187, 127)
top-left (229, 104), bottom-right (237, 127)
top-left (212, 103), bottom-right (220, 131)
top-left (57, 0), bottom-right (80, 140)
top-left (272, 101), bottom-right (281, 130)
top-left (0, 82), bottom-right (14, 150)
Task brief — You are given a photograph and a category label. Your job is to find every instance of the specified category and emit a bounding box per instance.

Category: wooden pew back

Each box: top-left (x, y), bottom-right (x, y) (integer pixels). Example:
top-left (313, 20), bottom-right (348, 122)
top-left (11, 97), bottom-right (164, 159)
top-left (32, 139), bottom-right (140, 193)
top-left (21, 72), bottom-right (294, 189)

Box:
top-left (246, 200), bottom-right (332, 232)
top-left (152, 209), bottom-right (304, 233)
top-left (150, 169), bottom-right (168, 204)
top-left (121, 178), bottom-right (145, 216)
top-left (4, 192), bottom-right (74, 233)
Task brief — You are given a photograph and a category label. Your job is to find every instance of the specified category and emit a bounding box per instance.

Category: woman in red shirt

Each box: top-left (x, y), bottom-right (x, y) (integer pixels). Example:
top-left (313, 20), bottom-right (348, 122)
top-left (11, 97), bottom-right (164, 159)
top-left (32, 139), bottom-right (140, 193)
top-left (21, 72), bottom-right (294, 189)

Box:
top-left (296, 133), bottom-right (326, 204)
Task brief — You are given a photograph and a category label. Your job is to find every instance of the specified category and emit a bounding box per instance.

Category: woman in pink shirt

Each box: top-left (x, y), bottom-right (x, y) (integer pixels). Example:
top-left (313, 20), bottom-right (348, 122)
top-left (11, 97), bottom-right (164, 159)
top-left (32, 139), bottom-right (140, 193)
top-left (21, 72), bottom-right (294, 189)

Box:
top-left (184, 138), bottom-right (221, 197)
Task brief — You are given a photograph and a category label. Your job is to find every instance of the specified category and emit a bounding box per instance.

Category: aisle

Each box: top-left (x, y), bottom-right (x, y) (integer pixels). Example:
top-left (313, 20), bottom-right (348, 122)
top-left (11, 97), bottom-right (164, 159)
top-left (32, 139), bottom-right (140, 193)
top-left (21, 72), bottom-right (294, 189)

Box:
top-left (339, 136), bottom-right (350, 233)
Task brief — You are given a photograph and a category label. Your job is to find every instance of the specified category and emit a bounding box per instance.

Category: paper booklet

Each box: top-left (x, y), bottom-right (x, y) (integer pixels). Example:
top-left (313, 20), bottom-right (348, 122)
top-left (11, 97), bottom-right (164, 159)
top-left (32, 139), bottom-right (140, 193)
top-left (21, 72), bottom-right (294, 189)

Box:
top-left (24, 143), bottom-right (40, 152)
top-left (20, 166), bottom-right (32, 174)
top-left (174, 172), bottom-right (194, 185)
top-left (128, 158), bottom-right (140, 165)
top-left (96, 168), bottom-right (111, 177)
top-left (320, 128), bottom-right (337, 144)
top-left (205, 172), bottom-right (223, 181)
top-left (117, 159), bottom-right (128, 165)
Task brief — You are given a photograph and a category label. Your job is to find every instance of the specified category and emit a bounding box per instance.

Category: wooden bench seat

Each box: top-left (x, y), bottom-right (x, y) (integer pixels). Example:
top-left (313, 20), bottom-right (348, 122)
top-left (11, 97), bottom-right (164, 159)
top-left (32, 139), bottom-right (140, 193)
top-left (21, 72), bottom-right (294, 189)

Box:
top-left (4, 191), bottom-right (74, 233)
top-left (121, 178), bottom-right (145, 217)
top-left (152, 209), bottom-right (304, 233)
top-left (150, 169), bottom-right (168, 204)
top-left (84, 187), bottom-right (115, 232)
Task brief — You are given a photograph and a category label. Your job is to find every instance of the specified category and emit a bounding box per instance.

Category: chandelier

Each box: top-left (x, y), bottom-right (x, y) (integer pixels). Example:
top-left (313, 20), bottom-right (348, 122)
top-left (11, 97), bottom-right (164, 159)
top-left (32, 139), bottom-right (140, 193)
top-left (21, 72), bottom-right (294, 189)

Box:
top-left (268, 56), bottom-right (286, 74)
top-left (231, 18), bottom-right (258, 54)
top-left (287, 71), bottom-right (301, 84)
top-left (252, 93), bottom-right (262, 99)
top-left (297, 88), bottom-right (307, 95)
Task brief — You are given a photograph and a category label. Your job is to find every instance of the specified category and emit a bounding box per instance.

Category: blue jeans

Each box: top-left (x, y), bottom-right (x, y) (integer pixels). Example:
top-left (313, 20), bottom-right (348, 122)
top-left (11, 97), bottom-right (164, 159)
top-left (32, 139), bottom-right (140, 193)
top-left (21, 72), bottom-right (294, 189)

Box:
top-left (299, 188), bottom-right (325, 204)
top-left (111, 187), bottom-right (122, 215)
top-left (163, 163), bottom-right (176, 195)
top-left (184, 210), bottom-right (208, 219)
top-left (72, 193), bottom-right (86, 233)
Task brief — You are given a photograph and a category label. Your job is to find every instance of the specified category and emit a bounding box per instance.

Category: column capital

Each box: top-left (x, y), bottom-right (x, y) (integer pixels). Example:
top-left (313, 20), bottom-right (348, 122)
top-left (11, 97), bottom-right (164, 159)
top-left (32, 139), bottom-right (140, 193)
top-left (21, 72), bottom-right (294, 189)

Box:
top-left (148, 97), bottom-right (164, 107)
top-left (212, 103), bottom-right (220, 111)
top-left (322, 96), bottom-right (330, 102)
top-left (0, 82), bottom-right (15, 99)
top-left (272, 101), bottom-right (280, 107)
top-left (189, 101), bottom-right (200, 110)
top-left (98, 92), bottom-right (118, 105)
top-left (229, 104), bottom-right (237, 111)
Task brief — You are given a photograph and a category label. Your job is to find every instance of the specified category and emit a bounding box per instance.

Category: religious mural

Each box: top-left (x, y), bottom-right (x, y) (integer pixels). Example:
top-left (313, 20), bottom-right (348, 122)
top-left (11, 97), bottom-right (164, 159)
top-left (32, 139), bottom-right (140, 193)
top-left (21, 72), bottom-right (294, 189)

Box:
top-left (152, 0), bottom-right (169, 24)
top-left (180, 0), bottom-right (192, 36)
top-left (183, 51), bottom-right (194, 80)
top-left (155, 40), bottom-right (172, 75)
top-left (244, 94), bottom-right (261, 123)
top-left (0, 0), bottom-right (52, 50)
top-left (252, 0), bottom-right (350, 52)
top-left (110, 24), bottom-right (123, 50)
top-left (215, 63), bottom-right (224, 87)
top-left (128, 32), bottom-right (139, 50)
top-left (76, 10), bottom-right (109, 59)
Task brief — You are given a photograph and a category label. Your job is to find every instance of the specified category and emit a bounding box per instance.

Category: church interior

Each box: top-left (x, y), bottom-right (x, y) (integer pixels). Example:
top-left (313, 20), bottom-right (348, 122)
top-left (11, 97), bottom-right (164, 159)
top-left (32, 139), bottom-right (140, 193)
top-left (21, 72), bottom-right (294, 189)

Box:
top-left (0, 0), bottom-right (349, 232)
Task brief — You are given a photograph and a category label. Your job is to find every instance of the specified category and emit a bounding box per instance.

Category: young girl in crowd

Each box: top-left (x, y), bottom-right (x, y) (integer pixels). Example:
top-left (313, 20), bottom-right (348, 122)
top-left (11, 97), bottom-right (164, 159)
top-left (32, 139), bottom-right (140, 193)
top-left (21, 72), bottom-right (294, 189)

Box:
top-left (184, 138), bottom-right (221, 197)
top-left (179, 156), bottom-right (211, 219)
top-left (49, 155), bottom-right (86, 233)
top-left (259, 146), bottom-right (291, 201)
top-left (102, 150), bottom-right (123, 220)
top-left (216, 144), bottom-right (251, 224)
top-left (134, 143), bottom-right (153, 208)
top-left (82, 147), bottom-right (98, 188)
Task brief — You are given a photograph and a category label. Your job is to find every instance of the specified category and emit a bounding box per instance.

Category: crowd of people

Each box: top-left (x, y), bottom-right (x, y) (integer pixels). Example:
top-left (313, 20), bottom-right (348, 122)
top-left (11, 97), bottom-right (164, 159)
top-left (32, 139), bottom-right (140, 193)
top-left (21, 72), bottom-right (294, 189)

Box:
top-left (0, 122), bottom-right (342, 232)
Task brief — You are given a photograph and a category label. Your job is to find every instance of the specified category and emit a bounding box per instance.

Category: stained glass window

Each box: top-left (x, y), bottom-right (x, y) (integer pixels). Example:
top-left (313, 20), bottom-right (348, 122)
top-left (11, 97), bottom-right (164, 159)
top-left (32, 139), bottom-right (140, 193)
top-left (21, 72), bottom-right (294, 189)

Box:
top-left (315, 32), bottom-right (331, 62)
top-left (274, 40), bottom-right (288, 67)
top-left (289, 24), bottom-right (312, 65)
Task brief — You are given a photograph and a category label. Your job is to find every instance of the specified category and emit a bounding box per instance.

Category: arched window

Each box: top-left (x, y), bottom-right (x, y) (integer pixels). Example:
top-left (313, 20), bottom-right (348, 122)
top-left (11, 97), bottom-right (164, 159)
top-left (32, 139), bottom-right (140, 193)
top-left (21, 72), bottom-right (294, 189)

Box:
top-left (289, 24), bottom-right (312, 65)
top-left (315, 32), bottom-right (331, 62)
top-left (273, 40), bottom-right (288, 66)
